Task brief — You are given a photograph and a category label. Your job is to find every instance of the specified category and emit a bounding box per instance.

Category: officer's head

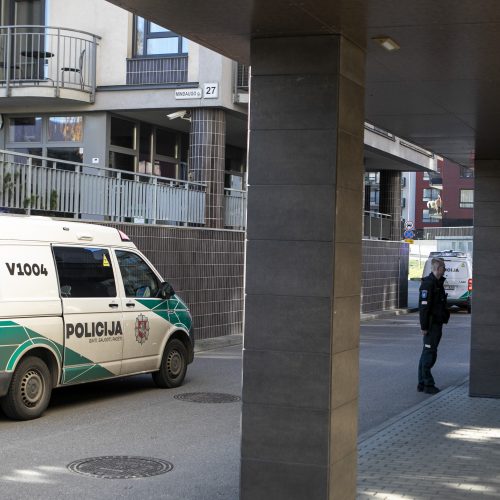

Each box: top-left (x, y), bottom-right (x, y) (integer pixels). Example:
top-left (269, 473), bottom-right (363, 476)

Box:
top-left (431, 258), bottom-right (446, 279)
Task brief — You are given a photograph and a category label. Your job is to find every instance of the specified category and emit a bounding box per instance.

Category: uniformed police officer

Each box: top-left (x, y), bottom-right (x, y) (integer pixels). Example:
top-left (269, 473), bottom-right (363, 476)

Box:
top-left (418, 257), bottom-right (450, 394)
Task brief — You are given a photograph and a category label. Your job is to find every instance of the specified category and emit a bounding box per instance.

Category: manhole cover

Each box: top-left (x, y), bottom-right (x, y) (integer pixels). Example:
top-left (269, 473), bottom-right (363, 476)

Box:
top-left (174, 392), bottom-right (241, 403)
top-left (67, 456), bottom-right (173, 479)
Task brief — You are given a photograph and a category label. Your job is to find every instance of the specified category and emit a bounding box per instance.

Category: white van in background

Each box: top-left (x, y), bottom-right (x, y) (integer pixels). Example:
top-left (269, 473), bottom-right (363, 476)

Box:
top-left (422, 250), bottom-right (472, 313)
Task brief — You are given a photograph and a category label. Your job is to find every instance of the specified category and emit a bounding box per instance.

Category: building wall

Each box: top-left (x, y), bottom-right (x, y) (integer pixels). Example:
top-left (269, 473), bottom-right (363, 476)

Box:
top-left (415, 159), bottom-right (474, 231)
top-left (361, 240), bottom-right (409, 313)
top-left (79, 225), bottom-right (407, 341)
top-left (50, 0), bottom-right (130, 86)
top-left (441, 160), bottom-right (474, 225)
top-left (99, 222), bottom-right (245, 340)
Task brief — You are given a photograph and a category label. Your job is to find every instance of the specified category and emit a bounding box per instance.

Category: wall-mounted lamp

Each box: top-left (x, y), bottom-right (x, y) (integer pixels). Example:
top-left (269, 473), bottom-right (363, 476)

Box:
top-left (372, 36), bottom-right (400, 52)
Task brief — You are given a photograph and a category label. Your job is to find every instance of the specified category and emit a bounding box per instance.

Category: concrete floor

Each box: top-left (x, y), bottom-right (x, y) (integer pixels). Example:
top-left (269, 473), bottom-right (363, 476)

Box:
top-left (0, 311), bottom-right (471, 499)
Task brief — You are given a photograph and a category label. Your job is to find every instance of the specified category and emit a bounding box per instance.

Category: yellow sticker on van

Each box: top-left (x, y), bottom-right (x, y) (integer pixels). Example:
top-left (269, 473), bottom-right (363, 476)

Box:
top-left (103, 255), bottom-right (110, 267)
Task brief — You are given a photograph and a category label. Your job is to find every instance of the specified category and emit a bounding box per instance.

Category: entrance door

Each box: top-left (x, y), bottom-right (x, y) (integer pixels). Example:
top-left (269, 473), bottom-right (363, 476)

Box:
top-left (113, 249), bottom-right (168, 374)
top-left (53, 245), bottom-right (123, 384)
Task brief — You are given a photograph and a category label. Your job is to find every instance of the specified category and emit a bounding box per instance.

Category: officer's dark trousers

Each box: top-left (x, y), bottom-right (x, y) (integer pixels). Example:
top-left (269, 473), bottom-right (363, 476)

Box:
top-left (418, 322), bottom-right (443, 387)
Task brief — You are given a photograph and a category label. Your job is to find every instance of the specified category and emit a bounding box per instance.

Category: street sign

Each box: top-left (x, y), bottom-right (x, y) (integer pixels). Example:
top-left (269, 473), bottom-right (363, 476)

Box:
top-left (403, 229), bottom-right (415, 239)
top-left (404, 220), bottom-right (414, 230)
top-left (404, 238), bottom-right (414, 244)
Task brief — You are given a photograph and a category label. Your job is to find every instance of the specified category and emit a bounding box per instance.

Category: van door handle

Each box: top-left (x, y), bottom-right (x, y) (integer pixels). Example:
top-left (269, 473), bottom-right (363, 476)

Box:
top-left (126, 302), bottom-right (135, 308)
top-left (109, 303), bottom-right (119, 308)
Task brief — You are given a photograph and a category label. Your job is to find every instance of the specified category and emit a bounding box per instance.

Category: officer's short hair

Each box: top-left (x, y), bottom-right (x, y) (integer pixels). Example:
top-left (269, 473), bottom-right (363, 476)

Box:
top-left (431, 258), bottom-right (445, 271)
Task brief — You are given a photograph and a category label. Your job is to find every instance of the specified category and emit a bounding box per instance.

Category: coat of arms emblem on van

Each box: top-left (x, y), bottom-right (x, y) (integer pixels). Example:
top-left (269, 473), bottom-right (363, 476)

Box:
top-left (135, 314), bottom-right (150, 345)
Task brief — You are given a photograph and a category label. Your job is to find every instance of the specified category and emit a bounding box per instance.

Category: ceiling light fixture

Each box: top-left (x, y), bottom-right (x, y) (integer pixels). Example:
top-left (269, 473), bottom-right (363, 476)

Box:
top-left (372, 36), bottom-right (400, 52)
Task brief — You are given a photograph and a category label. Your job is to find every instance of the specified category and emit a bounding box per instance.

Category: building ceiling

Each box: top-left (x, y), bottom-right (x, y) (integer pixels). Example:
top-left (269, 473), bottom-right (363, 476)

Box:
top-left (107, 0), bottom-right (500, 168)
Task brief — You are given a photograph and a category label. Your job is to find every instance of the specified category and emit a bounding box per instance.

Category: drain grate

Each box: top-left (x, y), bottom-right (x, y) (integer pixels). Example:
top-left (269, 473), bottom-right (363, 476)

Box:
top-left (174, 392), bottom-right (241, 403)
top-left (67, 456), bottom-right (173, 479)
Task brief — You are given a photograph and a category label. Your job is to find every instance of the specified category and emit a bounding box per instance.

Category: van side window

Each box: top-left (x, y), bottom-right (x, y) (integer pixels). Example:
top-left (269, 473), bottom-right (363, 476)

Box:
top-left (115, 250), bottom-right (159, 298)
top-left (53, 246), bottom-right (117, 298)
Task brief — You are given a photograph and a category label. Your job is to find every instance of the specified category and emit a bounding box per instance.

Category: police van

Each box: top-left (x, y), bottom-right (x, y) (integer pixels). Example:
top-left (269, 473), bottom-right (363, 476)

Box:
top-left (0, 215), bottom-right (194, 420)
top-left (422, 250), bottom-right (472, 313)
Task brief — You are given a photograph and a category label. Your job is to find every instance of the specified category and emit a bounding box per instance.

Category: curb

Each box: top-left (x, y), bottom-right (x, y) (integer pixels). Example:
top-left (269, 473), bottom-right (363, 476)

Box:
top-left (194, 308), bottom-right (421, 352)
top-left (358, 377), bottom-right (469, 445)
top-left (194, 333), bottom-right (243, 353)
top-left (361, 307), bottom-right (418, 322)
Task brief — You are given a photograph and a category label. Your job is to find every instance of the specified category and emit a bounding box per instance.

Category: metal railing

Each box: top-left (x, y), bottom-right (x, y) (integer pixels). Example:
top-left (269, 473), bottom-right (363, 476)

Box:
top-left (363, 211), bottom-right (392, 240)
top-left (0, 25), bottom-right (99, 99)
top-left (224, 188), bottom-right (246, 229)
top-left (126, 56), bottom-right (188, 85)
top-left (0, 149), bottom-right (248, 229)
top-left (0, 150), bottom-right (205, 225)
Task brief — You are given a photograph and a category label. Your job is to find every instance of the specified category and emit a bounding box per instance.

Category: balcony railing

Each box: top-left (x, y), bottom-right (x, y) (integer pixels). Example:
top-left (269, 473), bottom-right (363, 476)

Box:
top-left (126, 56), bottom-right (188, 85)
top-left (224, 188), bottom-right (246, 229)
top-left (0, 150), bottom-right (247, 230)
top-left (363, 211), bottom-right (392, 240)
top-left (0, 25), bottom-right (99, 100)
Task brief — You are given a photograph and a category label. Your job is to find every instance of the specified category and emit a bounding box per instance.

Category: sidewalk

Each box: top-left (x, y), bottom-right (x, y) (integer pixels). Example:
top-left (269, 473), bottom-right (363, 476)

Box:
top-left (357, 380), bottom-right (500, 499)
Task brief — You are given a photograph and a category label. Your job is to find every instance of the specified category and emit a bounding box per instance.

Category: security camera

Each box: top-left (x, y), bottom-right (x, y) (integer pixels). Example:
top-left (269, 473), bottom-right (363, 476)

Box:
top-left (167, 110), bottom-right (189, 120)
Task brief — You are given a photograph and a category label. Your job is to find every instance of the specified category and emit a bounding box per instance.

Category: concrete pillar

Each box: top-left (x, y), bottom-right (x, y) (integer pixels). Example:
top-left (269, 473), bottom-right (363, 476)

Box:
top-left (188, 108), bottom-right (226, 228)
top-left (241, 35), bottom-right (365, 499)
top-left (379, 170), bottom-right (402, 240)
top-left (470, 161), bottom-right (500, 397)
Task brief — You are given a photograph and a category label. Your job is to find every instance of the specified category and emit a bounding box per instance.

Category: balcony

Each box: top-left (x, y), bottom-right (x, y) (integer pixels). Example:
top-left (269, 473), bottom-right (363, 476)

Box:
top-left (0, 26), bottom-right (100, 103)
top-left (0, 149), bottom-right (246, 230)
top-left (363, 211), bottom-right (392, 240)
top-left (233, 62), bottom-right (248, 104)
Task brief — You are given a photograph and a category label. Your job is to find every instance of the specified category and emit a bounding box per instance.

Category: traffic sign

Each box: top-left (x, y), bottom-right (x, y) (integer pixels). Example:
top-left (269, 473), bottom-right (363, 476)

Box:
top-left (403, 229), bottom-right (415, 239)
top-left (404, 220), bottom-right (414, 230)
top-left (404, 238), bottom-right (414, 244)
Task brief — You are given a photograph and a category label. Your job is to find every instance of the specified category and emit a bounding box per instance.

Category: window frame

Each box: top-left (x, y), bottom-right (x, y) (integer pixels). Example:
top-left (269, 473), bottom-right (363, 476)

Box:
top-left (133, 16), bottom-right (188, 58)
top-left (53, 245), bottom-right (117, 299)
top-left (459, 189), bottom-right (474, 209)
top-left (115, 249), bottom-right (161, 299)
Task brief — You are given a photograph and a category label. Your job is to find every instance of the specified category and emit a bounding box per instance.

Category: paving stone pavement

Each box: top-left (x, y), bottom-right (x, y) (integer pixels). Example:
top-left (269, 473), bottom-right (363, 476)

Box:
top-left (357, 380), bottom-right (500, 499)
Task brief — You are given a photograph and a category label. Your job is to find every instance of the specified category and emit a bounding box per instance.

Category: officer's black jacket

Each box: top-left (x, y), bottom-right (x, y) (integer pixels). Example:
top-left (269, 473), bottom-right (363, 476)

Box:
top-left (419, 273), bottom-right (450, 330)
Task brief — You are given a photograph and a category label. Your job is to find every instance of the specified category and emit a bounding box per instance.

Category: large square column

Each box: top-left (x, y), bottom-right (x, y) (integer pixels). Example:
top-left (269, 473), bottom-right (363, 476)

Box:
top-left (241, 36), bottom-right (366, 499)
top-left (470, 161), bottom-right (500, 397)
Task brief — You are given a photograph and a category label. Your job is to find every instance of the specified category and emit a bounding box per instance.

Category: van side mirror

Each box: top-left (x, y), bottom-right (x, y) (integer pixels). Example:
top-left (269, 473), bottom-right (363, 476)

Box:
top-left (159, 282), bottom-right (175, 300)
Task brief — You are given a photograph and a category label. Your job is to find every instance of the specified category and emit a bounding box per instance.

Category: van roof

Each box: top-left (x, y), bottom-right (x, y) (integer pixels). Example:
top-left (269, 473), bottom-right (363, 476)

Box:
top-left (0, 214), bottom-right (136, 247)
top-left (429, 250), bottom-right (468, 258)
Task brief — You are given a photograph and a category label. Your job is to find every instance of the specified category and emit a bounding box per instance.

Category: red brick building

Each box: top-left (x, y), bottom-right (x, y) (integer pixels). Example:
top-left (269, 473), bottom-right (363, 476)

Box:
top-left (414, 158), bottom-right (474, 231)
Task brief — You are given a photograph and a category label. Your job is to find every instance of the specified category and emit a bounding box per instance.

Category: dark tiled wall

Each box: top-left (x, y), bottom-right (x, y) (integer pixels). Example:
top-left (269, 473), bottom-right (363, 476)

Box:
top-left (100, 223), bottom-right (245, 340)
top-left (362, 240), bottom-right (409, 313)
top-left (126, 56), bottom-right (188, 85)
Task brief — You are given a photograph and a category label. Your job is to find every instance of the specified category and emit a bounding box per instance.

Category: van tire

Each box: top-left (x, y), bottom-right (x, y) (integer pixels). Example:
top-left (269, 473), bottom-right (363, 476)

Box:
top-left (0, 356), bottom-right (52, 420)
top-left (152, 339), bottom-right (188, 388)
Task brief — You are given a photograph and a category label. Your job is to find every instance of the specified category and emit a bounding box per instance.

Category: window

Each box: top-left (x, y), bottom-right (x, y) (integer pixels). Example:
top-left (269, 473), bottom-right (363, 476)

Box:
top-left (422, 209), bottom-right (432, 223)
top-left (460, 189), bottom-right (474, 208)
top-left (423, 188), bottom-right (440, 201)
top-left (115, 250), bottom-right (159, 298)
top-left (53, 247), bottom-right (116, 298)
top-left (9, 116), bottom-right (42, 142)
top-left (134, 16), bottom-right (188, 57)
top-left (48, 116), bottom-right (83, 142)
top-left (110, 117), bottom-right (135, 149)
top-left (460, 166), bottom-right (474, 178)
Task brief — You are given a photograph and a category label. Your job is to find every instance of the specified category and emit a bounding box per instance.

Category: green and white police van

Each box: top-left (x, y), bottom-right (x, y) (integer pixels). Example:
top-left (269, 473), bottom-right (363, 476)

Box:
top-left (422, 250), bottom-right (473, 313)
top-left (0, 215), bottom-right (194, 420)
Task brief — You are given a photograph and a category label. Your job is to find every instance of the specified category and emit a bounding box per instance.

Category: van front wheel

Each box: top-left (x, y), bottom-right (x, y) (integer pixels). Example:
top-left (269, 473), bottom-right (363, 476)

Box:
top-left (152, 339), bottom-right (188, 388)
top-left (0, 356), bottom-right (52, 420)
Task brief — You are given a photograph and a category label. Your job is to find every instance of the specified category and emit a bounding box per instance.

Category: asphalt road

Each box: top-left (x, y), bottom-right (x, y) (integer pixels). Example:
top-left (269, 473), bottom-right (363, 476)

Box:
top-left (359, 309), bottom-right (471, 435)
top-left (0, 310), bottom-right (471, 499)
top-left (0, 346), bottom-right (243, 500)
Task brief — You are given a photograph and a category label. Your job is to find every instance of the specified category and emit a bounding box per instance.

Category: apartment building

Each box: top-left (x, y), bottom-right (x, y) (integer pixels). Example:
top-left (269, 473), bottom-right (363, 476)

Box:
top-left (0, 0), bottom-right (248, 229)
